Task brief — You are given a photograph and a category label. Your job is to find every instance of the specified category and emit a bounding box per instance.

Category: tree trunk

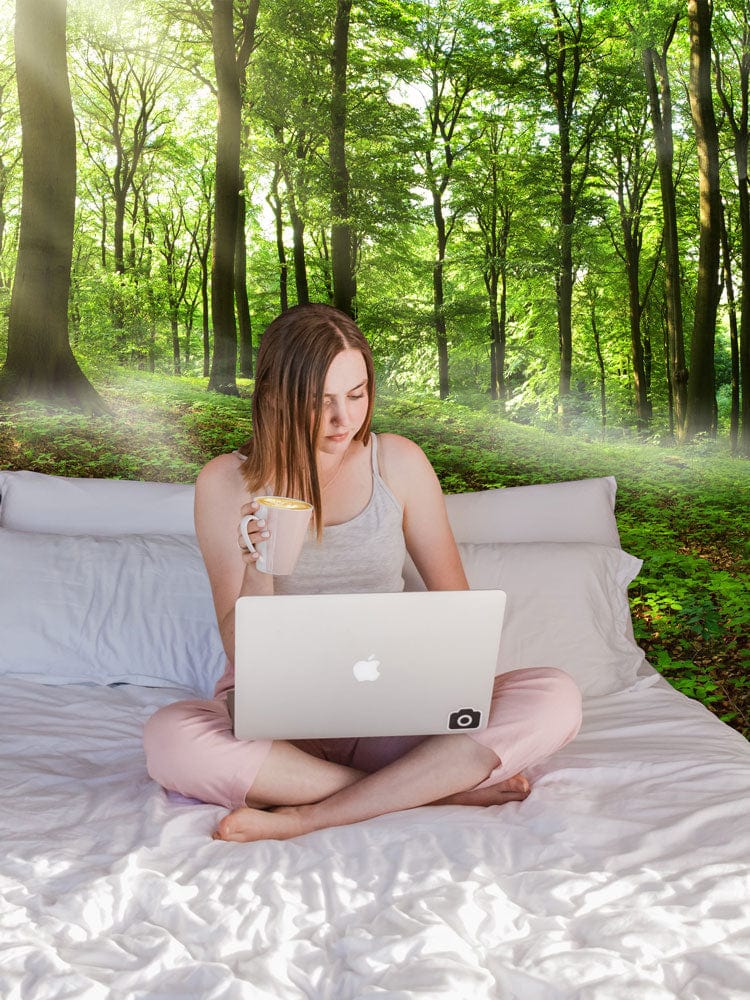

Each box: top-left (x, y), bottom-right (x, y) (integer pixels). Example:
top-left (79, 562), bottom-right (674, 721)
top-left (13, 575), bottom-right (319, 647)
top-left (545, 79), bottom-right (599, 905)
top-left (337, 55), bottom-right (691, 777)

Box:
top-left (686, 0), bottom-right (721, 438)
top-left (208, 0), bottom-right (241, 396)
top-left (497, 264), bottom-right (507, 404)
top-left (432, 200), bottom-right (450, 399)
top-left (316, 227), bottom-right (334, 302)
top-left (623, 229), bottom-right (652, 430)
top-left (235, 176), bottom-right (253, 378)
top-left (291, 209), bottom-right (309, 305)
top-left (720, 202), bottom-right (741, 453)
top-left (556, 199), bottom-right (574, 417)
top-left (418, 17), bottom-right (474, 404)
top-left (99, 194), bottom-right (107, 269)
top-left (267, 159), bottom-right (288, 312)
top-left (591, 296), bottom-right (606, 438)
top-left (202, 267), bottom-right (210, 378)
top-left (485, 268), bottom-right (501, 402)
top-left (715, 20), bottom-right (750, 456)
top-left (662, 302), bottom-right (674, 437)
top-left (643, 38), bottom-right (688, 439)
top-left (484, 257), bottom-right (507, 406)
top-left (330, 0), bottom-right (355, 317)
top-left (234, 2), bottom-right (258, 381)
top-left (113, 187), bottom-right (127, 276)
top-left (739, 147), bottom-right (750, 456)
top-left (170, 309), bottom-right (181, 374)
top-left (1, 0), bottom-right (104, 412)
top-left (198, 214), bottom-right (211, 379)
top-left (614, 129), bottom-right (653, 431)
top-left (163, 244), bottom-right (181, 375)
top-left (478, 147), bottom-right (509, 405)
top-left (545, 0), bottom-right (582, 427)
top-left (0, 154), bottom-right (9, 280)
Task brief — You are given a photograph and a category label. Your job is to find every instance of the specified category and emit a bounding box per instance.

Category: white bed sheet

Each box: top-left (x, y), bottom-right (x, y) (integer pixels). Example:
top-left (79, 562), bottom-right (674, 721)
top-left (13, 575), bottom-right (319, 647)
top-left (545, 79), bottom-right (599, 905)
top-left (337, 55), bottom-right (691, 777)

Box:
top-left (1, 673), bottom-right (749, 1000)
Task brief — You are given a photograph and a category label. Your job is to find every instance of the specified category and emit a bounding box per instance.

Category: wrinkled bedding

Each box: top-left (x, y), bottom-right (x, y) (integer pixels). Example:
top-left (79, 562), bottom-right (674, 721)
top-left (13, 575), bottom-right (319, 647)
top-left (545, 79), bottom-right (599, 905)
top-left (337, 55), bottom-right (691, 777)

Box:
top-left (1, 672), bottom-right (749, 1000)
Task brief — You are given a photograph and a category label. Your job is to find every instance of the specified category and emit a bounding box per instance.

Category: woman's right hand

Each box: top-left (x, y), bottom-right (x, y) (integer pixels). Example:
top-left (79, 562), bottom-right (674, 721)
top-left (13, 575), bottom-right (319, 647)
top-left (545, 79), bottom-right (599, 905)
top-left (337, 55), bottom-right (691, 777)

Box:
top-left (237, 500), bottom-right (270, 565)
top-left (195, 455), bottom-right (275, 663)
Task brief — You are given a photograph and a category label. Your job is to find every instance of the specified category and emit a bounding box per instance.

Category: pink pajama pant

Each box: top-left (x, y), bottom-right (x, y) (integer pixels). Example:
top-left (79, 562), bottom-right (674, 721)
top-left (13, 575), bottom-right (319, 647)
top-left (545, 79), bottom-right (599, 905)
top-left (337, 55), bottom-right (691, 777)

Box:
top-left (143, 667), bottom-right (582, 810)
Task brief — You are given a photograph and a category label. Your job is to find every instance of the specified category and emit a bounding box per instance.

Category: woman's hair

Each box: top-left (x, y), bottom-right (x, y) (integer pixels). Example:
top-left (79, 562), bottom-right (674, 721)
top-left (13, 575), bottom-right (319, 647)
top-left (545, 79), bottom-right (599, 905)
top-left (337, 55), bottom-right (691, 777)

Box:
top-left (238, 303), bottom-right (375, 537)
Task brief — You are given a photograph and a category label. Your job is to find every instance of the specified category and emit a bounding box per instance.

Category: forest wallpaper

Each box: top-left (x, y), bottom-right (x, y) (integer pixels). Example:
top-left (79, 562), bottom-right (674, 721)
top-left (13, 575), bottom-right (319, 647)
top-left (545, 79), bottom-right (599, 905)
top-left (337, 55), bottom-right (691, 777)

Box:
top-left (0, 0), bottom-right (747, 733)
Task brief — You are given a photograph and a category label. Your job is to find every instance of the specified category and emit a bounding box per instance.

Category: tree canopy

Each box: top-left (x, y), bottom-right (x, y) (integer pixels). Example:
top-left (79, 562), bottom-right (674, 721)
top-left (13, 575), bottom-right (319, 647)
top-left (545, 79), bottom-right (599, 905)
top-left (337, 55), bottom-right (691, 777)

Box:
top-left (0, 0), bottom-right (748, 452)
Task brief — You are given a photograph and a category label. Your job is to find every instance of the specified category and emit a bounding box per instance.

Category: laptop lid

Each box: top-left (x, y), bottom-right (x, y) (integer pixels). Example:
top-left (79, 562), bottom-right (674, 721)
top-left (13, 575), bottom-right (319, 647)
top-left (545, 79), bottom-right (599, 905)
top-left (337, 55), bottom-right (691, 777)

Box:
top-left (232, 590), bottom-right (506, 740)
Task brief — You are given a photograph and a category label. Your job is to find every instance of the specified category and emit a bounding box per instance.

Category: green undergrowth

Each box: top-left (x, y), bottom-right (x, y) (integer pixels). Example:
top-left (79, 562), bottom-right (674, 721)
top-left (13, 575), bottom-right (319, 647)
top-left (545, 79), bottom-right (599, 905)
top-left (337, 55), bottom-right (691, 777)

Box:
top-left (1, 369), bottom-right (748, 739)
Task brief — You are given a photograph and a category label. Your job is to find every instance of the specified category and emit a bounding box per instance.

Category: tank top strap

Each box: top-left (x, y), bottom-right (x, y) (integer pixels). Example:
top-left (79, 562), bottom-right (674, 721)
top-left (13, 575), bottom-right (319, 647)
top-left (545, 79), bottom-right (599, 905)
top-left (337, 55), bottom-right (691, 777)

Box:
top-left (370, 431), bottom-right (380, 474)
top-left (369, 433), bottom-right (402, 516)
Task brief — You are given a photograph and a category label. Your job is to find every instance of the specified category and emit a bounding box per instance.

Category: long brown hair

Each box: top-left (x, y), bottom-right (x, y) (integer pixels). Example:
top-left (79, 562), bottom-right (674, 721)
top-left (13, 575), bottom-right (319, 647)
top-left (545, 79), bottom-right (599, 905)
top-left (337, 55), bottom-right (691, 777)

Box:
top-left (238, 303), bottom-right (375, 537)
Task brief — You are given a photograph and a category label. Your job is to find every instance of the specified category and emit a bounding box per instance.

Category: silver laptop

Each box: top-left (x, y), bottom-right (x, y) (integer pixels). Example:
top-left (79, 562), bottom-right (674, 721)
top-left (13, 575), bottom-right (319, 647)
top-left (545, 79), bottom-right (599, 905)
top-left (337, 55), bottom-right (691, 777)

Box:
top-left (231, 590), bottom-right (506, 740)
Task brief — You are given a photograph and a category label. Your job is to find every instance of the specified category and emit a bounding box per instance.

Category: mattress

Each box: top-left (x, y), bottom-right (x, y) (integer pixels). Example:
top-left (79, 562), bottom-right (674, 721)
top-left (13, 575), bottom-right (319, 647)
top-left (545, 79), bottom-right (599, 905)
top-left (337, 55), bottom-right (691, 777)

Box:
top-left (2, 671), bottom-right (749, 1000)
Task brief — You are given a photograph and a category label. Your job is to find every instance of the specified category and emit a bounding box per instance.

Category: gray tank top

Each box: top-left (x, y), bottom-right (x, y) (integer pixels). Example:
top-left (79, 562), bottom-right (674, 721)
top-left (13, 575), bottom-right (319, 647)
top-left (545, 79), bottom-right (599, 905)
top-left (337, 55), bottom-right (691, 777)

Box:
top-left (273, 433), bottom-right (406, 595)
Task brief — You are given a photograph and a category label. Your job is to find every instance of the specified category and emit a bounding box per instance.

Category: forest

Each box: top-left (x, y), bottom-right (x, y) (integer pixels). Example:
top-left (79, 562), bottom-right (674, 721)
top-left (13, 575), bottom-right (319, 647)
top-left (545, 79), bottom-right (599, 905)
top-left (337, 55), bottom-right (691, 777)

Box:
top-left (0, 0), bottom-right (749, 453)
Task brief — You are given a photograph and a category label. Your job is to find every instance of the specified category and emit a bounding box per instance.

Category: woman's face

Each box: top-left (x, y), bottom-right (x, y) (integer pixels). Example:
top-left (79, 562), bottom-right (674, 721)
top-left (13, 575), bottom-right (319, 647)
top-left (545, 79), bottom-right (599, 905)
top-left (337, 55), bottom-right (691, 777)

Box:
top-left (315, 348), bottom-right (370, 454)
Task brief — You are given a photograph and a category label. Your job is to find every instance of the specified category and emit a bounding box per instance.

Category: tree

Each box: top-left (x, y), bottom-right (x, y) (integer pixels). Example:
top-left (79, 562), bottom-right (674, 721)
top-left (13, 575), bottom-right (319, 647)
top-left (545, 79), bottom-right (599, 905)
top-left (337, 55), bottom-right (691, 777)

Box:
top-left (330, 0), bottom-right (355, 316)
top-left (601, 94), bottom-right (660, 430)
top-left (280, 126), bottom-right (313, 305)
top-left (235, 167), bottom-right (253, 377)
top-left (0, 0), bottom-right (103, 411)
top-left (686, 0), bottom-right (722, 437)
top-left (208, 0), bottom-right (258, 395)
top-left (641, 10), bottom-right (689, 438)
top-left (0, 35), bottom-right (21, 290)
top-left (720, 199), bottom-right (742, 452)
top-left (537, 0), bottom-right (605, 424)
top-left (714, 0), bottom-right (750, 456)
top-left (252, 0), bottom-right (333, 308)
top-left (266, 155), bottom-right (289, 311)
top-left (408, 0), bottom-right (486, 398)
top-left (187, 157), bottom-right (215, 377)
top-left (153, 184), bottom-right (196, 374)
top-left (73, 17), bottom-right (173, 279)
top-left (454, 107), bottom-right (531, 404)
top-left (474, 117), bottom-right (513, 404)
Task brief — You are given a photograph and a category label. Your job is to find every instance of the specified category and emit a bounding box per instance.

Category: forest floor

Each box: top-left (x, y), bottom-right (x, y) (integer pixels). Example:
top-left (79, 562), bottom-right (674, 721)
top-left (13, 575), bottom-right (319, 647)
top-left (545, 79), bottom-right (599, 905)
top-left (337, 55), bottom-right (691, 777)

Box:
top-left (1, 366), bottom-right (748, 740)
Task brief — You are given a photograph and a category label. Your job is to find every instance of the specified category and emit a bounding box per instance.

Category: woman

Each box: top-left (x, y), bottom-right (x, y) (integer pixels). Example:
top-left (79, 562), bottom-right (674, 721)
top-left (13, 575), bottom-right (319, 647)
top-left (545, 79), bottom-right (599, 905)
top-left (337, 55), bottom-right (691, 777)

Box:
top-left (144, 304), bottom-right (582, 842)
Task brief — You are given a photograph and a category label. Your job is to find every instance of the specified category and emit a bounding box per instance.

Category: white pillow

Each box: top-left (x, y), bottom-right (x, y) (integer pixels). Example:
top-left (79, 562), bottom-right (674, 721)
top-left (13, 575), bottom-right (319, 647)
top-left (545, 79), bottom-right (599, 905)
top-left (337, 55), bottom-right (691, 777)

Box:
top-left (444, 476), bottom-right (620, 545)
top-left (402, 475), bottom-right (621, 590)
top-left (0, 471), bottom-right (195, 535)
top-left (456, 541), bottom-right (645, 697)
top-left (0, 528), bottom-right (224, 695)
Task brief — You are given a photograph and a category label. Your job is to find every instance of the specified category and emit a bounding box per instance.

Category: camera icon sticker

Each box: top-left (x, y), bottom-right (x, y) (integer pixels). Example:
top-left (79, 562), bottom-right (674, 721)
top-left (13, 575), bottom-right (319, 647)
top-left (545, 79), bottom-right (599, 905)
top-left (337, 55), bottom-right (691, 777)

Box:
top-left (447, 708), bottom-right (482, 731)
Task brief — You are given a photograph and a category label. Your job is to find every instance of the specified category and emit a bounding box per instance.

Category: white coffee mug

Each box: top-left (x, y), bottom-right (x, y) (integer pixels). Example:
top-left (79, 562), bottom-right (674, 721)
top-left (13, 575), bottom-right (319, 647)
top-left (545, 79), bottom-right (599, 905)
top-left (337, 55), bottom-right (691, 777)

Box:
top-left (239, 495), bottom-right (313, 575)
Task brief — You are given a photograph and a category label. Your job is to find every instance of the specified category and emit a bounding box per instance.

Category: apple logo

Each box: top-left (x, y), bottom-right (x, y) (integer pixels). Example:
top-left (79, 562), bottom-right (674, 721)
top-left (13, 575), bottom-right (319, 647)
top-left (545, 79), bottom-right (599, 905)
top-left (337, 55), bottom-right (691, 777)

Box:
top-left (352, 654), bottom-right (381, 682)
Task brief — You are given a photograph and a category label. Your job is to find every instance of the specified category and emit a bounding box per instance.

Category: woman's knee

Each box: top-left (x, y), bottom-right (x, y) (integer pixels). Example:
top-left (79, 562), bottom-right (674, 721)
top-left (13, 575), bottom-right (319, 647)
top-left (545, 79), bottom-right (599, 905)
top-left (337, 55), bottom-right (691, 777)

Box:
top-left (143, 699), bottom-right (208, 784)
top-left (535, 667), bottom-right (583, 743)
top-left (497, 667), bottom-right (582, 744)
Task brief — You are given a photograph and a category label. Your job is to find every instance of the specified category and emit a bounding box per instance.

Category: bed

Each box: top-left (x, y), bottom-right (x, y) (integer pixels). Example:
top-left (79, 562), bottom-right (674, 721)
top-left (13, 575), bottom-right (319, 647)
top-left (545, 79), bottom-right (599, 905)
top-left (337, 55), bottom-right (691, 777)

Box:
top-left (1, 469), bottom-right (748, 1000)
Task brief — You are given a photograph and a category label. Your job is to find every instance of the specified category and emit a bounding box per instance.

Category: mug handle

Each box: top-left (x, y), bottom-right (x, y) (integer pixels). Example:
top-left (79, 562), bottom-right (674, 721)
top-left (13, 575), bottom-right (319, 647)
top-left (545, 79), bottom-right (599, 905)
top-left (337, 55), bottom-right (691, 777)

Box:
top-left (239, 513), bottom-right (260, 556)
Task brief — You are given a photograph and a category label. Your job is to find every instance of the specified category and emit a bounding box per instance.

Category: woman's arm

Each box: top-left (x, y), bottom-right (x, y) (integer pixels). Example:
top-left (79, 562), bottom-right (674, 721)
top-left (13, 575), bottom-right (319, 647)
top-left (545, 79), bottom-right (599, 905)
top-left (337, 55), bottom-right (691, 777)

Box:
top-left (377, 434), bottom-right (468, 591)
top-left (194, 454), bottom-right (273, 662)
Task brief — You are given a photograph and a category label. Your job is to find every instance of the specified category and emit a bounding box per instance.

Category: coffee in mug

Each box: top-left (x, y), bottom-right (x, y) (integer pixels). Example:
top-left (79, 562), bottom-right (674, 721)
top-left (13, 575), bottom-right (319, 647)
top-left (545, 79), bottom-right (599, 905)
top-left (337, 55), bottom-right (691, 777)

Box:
top-left (254, 497), bottom-right (311, 511)
top-left (240, 496), bottom-right (313, 575)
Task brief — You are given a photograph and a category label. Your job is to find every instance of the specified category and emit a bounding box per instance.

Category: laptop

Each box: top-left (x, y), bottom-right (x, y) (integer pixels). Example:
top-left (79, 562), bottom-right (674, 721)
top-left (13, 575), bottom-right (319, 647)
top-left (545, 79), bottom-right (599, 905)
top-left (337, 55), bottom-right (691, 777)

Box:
top-left (231, 590), bottom-right (506, 740)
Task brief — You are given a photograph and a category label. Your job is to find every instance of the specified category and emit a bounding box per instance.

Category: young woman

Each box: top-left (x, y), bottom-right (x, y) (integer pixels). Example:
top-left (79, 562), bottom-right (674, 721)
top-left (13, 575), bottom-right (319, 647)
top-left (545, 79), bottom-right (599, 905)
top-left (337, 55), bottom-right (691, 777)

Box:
top-left (144, 304), bottom-right (582, 842)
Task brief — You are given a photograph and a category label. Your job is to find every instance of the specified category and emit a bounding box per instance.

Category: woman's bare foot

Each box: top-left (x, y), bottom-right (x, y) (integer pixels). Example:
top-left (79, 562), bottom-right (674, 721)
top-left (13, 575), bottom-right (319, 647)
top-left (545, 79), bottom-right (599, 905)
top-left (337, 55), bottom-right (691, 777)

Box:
top-left (212, 804), bottom-right (310, 843)
top-left (212, 774), bottom-right (531, 842)
top-left (434, 773), bottom-right (531, 807)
